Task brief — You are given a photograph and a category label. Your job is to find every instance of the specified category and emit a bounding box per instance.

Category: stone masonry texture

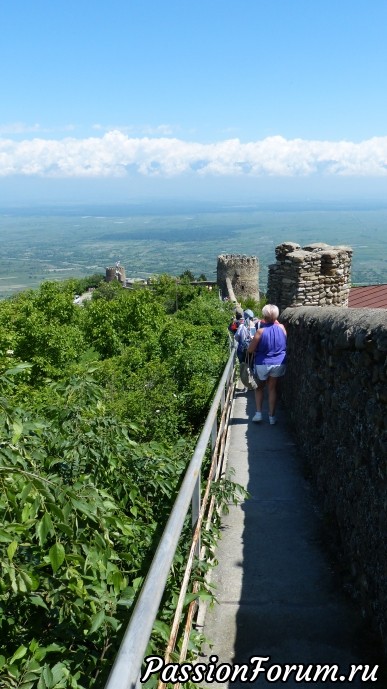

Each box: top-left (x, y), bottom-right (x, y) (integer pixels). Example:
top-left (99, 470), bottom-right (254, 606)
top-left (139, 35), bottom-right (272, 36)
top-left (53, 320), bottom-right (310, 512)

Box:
top-left (267, 242), bottom-right (352, 312)
top-left (217, 254), bottom-right (259, 301)
top-left (280, 306), bottom-right (387, 651)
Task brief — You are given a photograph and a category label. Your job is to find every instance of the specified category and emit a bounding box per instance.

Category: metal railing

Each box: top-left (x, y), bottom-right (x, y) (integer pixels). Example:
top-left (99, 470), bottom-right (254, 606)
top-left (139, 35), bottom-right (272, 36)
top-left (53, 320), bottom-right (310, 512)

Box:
top-left (104, 347), bottom-right (236, 689)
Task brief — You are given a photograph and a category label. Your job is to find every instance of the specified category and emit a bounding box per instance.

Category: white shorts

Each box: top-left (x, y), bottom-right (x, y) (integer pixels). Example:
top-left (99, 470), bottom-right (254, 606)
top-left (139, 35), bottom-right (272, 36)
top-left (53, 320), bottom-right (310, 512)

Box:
top-left (254, 364), bottom-right (286, 381)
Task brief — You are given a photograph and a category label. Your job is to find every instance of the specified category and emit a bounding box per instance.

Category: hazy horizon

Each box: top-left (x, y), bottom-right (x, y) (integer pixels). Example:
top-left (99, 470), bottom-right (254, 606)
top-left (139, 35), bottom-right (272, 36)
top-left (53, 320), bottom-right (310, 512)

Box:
top-left (2, 174), bottom-right (387, 209)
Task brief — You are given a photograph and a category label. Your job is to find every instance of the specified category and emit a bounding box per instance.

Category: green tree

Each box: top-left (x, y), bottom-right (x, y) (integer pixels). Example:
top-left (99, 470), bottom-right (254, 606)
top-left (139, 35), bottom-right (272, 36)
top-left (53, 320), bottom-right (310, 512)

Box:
top-left (179, 269), bottom-right (195, 282)
top-left (0, 276), bottom-right (238, 688)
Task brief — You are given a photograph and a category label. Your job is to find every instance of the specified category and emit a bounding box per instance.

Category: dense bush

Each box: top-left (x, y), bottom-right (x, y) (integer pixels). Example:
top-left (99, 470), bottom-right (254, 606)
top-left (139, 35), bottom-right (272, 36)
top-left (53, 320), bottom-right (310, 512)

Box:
top-left (0, 277), bottom-right (234, 688)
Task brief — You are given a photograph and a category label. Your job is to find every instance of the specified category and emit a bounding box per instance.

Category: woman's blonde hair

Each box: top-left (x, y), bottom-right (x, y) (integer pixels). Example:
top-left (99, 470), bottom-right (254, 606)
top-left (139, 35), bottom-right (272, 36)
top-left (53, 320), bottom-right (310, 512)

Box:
top-left (262, 304), bottom-right (279, 322)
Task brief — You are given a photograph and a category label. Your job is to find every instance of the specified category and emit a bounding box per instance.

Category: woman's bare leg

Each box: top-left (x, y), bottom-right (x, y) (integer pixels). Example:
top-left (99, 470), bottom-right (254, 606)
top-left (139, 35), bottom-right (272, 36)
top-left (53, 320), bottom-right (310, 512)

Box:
top-left (254, 381), bottom-right (265, 412)
top-left (267, 376), bottom-right (278, 417)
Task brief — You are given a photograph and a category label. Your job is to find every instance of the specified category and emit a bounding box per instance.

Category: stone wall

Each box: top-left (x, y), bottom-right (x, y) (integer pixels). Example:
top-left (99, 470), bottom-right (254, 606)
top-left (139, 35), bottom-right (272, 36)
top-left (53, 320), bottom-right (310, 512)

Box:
top-left (217, 254), bottom-right (259, 301)
top-left (280, 306), bottom-right (387, 648)
top-left (267, 242), bottom-right (352, 312)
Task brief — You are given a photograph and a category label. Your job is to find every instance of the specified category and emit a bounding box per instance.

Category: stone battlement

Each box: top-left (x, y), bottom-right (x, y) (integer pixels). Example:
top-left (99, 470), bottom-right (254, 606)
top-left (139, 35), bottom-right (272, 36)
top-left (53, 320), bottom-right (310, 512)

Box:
top-left (218, 253), bottom-right (258, 265)
top-left (267, 242), bottom-right (352, 312)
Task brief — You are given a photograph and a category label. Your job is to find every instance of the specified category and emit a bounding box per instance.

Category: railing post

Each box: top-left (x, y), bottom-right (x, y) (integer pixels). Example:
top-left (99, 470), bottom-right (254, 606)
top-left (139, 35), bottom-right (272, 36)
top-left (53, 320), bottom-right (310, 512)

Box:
top-left (192, 473), bottom-right (201, 556)
top-left (211, 418), bottom-right (217, 464)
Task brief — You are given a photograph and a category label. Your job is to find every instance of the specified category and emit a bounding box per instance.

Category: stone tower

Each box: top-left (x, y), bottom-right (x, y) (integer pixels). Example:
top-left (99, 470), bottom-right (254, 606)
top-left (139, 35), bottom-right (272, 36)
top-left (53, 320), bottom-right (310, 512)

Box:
top-left (106, 264), bottom-right (126, 285)
top-left (266, 242), bottom-right (352, 312)
top-left (217, 254), bottom-right (259, 302)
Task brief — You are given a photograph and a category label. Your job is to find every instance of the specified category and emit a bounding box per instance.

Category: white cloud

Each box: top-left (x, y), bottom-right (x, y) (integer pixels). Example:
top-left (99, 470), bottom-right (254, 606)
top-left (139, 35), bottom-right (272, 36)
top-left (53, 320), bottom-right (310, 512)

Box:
top-left (91, 123), bottom-right (175, 136)
top-left (1, 131), bottom-right (387, 178)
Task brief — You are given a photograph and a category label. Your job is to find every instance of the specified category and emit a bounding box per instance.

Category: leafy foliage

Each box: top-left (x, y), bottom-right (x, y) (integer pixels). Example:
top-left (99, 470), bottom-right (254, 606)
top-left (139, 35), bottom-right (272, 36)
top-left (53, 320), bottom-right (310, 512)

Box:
top-left (240, 293), bottom-right (267, 315)
top-left (0, 277), bottom-right (235, 688)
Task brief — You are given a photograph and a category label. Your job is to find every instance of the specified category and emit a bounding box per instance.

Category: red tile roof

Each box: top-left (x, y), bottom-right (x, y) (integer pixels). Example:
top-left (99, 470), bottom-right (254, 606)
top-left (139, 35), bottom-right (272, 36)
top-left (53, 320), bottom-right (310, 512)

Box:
top-left (348, 285), bottom-right (387, 308)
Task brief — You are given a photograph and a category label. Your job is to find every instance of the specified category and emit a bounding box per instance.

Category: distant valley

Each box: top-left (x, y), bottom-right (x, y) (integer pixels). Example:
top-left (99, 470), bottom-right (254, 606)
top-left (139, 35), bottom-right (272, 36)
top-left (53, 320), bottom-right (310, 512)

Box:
top-left (1, 201), bottom-right (387, 299)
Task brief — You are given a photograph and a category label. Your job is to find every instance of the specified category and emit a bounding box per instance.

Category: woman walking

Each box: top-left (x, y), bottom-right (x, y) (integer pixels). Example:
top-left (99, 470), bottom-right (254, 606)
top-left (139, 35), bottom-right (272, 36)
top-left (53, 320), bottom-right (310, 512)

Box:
top-left (247, 304), bottom-right (287, 425)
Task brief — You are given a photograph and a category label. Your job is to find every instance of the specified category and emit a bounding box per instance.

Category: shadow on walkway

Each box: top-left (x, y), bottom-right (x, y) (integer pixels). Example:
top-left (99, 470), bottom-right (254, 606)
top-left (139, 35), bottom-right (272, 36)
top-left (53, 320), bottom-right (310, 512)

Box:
top-left (201, 386), bottom-right (386, 687)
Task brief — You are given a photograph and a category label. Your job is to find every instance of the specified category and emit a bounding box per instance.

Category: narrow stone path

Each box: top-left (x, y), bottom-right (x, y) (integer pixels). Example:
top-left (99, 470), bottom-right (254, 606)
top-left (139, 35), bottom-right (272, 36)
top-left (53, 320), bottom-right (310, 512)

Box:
top-left (201, 387), bottom-right (385, 688)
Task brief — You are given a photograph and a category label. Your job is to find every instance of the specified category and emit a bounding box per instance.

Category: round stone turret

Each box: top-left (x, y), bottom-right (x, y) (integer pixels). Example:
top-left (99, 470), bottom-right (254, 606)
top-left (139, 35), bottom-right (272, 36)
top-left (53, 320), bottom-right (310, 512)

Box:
top-left (217, 254), bottom-right (259, 301)
top-left (106, 264), bottom-right (126, 284)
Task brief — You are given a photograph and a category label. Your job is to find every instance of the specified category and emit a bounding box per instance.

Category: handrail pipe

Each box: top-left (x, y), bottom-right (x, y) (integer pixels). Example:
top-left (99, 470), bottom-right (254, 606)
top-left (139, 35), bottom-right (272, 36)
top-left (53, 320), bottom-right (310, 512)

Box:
top-left (104, 348), bottom-right (236, 689)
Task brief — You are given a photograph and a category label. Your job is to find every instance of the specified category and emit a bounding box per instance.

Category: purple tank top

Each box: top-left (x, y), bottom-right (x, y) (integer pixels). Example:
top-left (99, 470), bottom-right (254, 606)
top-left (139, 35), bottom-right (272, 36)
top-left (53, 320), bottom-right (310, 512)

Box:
top-left (255, 323), bottom-right (287, 365)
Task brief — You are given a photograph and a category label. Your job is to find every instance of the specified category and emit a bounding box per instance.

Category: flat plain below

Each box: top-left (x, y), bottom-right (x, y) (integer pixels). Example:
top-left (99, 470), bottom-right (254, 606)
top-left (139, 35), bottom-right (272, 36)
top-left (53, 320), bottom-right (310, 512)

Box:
top-left (1, 200), bottom-right (386, 298)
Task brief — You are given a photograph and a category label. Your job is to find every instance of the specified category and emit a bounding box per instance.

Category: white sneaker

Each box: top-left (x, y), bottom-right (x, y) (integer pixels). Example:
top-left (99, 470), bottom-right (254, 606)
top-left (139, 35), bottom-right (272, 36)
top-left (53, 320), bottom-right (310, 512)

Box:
top-left (252, 411), bottom-right (262, 422)
top-left (269, 415), bottom-right (277, 425)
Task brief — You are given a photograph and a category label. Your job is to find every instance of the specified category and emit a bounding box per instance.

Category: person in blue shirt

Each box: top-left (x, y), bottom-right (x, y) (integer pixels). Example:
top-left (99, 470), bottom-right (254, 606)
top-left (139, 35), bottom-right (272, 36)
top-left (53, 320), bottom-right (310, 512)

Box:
top-left (243, 309), bottom-right (258, 338)
top-left (234, 316), bottom-right (249, 363)
top-left (247, 304), bottom-right (287, 425)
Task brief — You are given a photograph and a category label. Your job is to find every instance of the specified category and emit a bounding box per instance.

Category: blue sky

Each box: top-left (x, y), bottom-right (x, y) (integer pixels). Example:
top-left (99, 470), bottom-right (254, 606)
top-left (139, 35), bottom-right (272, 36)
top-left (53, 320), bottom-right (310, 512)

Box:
top-left (1, 0), bottom-right (387, 203)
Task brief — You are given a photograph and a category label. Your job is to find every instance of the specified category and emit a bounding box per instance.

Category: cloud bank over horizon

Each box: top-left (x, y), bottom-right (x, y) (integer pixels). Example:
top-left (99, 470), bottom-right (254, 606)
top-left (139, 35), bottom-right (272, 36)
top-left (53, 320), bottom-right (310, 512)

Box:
top-left (1, 131), bottom-right (387, 179)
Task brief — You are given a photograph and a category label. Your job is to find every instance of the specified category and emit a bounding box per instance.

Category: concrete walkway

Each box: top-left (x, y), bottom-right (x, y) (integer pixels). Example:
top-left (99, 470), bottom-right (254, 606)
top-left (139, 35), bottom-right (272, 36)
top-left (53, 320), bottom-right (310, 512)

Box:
top-left (201, 386), bottom-right (385, 687)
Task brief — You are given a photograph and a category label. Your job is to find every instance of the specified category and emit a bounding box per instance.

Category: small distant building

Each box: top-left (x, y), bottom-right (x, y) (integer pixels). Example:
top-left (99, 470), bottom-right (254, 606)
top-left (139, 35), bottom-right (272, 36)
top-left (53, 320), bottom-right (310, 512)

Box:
top-left (125, 277), bottom-right (149, 288)
top-left (106, 264), bottom-right (126, 285)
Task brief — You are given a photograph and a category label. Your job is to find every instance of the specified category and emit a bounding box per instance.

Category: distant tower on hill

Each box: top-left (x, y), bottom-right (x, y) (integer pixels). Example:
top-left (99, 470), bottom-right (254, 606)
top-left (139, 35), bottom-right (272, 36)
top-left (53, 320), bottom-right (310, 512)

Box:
top-left (217, 254), bottom-right (259, 302)
top-left (106, 264), bottom-right (126, 285)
